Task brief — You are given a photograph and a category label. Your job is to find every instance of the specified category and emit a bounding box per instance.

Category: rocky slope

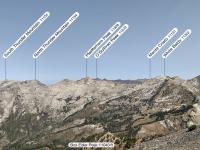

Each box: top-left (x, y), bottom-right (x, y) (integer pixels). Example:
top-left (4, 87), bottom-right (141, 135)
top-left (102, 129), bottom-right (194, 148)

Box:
top-left (0, 76), bottom-right (200, 149)
top-left (133, 128), bottom-right (200, 150)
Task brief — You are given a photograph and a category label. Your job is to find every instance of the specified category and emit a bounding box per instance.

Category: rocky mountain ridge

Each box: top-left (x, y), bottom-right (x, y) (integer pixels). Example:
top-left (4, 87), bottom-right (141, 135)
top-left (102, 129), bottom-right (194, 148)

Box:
top-left (0, 76), bottom-right (200, 149)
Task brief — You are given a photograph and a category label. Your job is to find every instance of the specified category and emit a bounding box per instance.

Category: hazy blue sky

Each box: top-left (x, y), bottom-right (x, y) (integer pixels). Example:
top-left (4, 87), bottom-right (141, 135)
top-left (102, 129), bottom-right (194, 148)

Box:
top-left (0, 0), bottom-right (199, 84)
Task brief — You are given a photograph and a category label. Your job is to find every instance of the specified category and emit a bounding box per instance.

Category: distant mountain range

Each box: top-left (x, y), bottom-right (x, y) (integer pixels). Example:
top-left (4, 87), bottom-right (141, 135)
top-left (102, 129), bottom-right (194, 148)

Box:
top-left (0, 76), bottom-right (200, 149)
